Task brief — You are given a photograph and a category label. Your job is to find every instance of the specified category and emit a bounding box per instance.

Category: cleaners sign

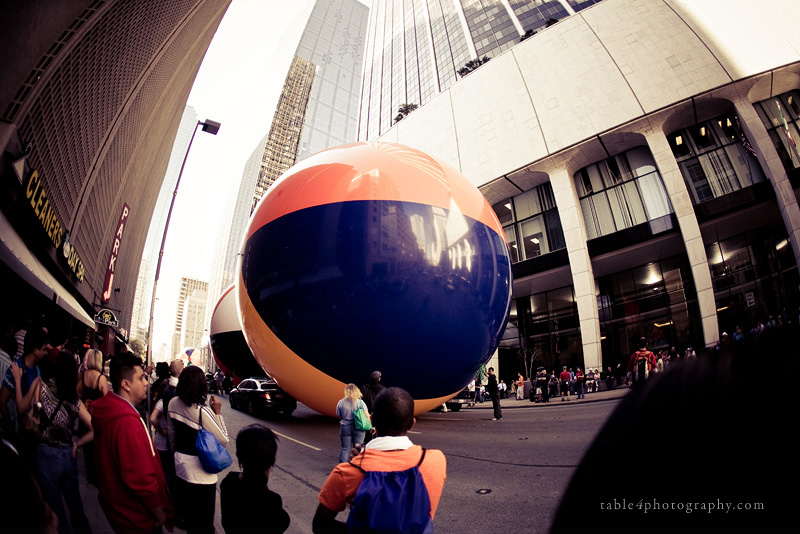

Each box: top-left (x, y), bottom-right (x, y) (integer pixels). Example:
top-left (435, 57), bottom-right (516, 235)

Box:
top-left (102, 203), bottom-right (130, 302)
top-left (24, 168), bottom-right (85, 282)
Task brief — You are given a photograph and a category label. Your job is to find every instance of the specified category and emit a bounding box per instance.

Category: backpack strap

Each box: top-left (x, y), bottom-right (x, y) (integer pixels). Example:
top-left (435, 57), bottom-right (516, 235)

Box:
top-left (350, 451), bottom-right (367, 473)
top-left (349, 446), bottom-right (427, 472)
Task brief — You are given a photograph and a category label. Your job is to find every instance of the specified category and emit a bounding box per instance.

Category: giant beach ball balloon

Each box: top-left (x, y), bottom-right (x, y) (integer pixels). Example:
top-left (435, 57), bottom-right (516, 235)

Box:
top-left (209, 285), bottom-right (266, 380)
top-left (237, 142), bottom-right (512, 417)
top-left (177, 347), bottom-right (200, 367)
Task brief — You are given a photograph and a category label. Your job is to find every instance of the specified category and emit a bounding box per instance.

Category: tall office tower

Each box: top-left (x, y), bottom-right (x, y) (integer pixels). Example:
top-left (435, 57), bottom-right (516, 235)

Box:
top-left (129, 106), bottom-right (198, 345)
top-left (0, 1), bottom-right (231, 355)
top-left (205, 134), bottom-right (267, 329)
top-left (358, 0), bottom-right (603, 139)
top-left (171, 277), bottom-right (208, 355)
top-left (361, 0), bottom-right (800, 374)
top-left (252, 57), bottom-right (317, 211)
top-left (180, 284), bottom-right (208, 354)
top-left (204, 0), bottom-right (369, 321)
top-left (129, 257), bottom-right (150, 343)
top-left (253, 0), bottom-right (370, 204)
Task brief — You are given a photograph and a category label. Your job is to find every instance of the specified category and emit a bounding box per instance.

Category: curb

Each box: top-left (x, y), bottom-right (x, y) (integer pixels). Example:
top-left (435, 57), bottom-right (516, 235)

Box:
top-left (456, 386), bottom-right (630, 410)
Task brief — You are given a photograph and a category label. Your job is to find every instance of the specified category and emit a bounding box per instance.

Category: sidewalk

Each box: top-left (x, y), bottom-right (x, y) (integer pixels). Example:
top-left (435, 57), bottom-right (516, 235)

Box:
top-left (459, 383), bottom-right (630, 411)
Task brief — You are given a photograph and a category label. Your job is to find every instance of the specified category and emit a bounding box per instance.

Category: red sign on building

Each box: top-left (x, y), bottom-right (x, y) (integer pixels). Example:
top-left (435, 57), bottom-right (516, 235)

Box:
top-left (102, 204), bottom-right (130, 302)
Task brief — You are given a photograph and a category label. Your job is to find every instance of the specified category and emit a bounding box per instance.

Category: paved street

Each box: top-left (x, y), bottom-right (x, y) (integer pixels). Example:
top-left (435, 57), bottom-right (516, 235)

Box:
top-left (80, 389), bottom-right (628, 533)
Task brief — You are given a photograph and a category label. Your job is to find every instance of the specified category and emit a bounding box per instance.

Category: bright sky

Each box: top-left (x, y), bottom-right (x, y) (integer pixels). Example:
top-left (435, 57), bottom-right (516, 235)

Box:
top-left (149, 0), bottom-right (317, 354)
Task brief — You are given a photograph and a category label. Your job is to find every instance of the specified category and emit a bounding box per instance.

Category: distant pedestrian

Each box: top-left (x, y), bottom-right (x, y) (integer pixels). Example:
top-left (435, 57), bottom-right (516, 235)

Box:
top-left (536, 370), bottom-right (550, 403)
top-left (627, 338), bottom-right (657, 391)
top-left (605, 366), bottom-right (615, 390)
top-left (220, 424), bottom-right (290, 533)
top-left (575, 367), bottom-right (585, 399)
top-left (559, 366), bottom-right (571, 401)
top-left (516, 373), bottom-right (524, 400)
top-left (336, 383), bottom-right (369, 463)
top-left (549, 373), bottom-right (559, 398)
top-left (215, 369), bottom-right (224, 396)
top-left (476, 383), bottom-right (485, 403)
top-left (487, 367), bottom-right (502, 420)
top-left (360, 370), bottom-right (385, 413)
top-left (569, 368), bottom-right (576, 396)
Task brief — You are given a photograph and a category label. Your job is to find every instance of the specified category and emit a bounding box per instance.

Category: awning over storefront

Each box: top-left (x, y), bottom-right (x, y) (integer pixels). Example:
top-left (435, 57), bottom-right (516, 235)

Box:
top-left (0, 209), bottom-right (95, 329)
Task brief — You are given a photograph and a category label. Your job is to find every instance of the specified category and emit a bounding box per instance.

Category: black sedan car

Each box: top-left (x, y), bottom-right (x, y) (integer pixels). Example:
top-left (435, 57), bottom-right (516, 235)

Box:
top-left (229, 376), bottom-right (297, 417)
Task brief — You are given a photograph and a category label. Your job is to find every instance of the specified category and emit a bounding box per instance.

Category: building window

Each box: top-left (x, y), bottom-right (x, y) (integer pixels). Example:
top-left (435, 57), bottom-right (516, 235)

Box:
top-left (517, 284), bottom-right (583, 370)
top-left (492, 182), bottom-right (566, 263)
top-left (706, 225), bottom-right (799, 335)
top-left (754, 90), bottom-right (800, 174)
top-left (667, 113), bottom-right (766, 205)
top-left (574, 146), bottom-right (673, 240)
top-left (566, 0), bottom-right (605, 11)
top-left (596, 255), bottom-right (701, 366)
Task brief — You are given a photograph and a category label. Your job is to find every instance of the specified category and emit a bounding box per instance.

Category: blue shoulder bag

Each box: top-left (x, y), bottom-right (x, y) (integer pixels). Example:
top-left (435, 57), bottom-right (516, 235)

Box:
top-left (195, 407), bottom-right (232, 474)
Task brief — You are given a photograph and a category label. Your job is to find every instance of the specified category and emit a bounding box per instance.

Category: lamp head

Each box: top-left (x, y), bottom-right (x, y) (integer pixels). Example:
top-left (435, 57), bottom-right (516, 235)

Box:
top-left (201, 120), bottom-right (221, 135)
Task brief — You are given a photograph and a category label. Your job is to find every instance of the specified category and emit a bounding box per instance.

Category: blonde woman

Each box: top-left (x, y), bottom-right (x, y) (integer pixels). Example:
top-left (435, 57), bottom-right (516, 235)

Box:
top-left (79, 349), bottom-right (107, 484)
top-left (335, 383), bottom-right (369, 463)
top-left (80, 349), bottom-right (108, 402)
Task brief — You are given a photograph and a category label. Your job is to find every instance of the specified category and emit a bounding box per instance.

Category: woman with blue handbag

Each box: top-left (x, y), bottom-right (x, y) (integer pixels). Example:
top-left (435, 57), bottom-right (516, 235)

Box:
top-left (167, 366), bottom-right (229, 534)
top-left (335, 383), bottom-right (370, 463)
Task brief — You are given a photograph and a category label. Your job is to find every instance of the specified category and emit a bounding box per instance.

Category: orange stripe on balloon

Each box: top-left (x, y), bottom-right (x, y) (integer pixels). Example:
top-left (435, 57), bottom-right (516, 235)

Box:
top-left (246, 142), bottom-right (503, 241)
top-left (237, 275), bottom-right (344, 418)
top-left (236, 273), bottom-right (460, 417)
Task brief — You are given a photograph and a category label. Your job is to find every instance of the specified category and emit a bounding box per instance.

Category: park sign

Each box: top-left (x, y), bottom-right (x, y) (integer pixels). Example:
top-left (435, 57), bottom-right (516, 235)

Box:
top-left (102, 203), bottom-right (130, 302)
top-left (94, 308), bottom-right (119, 328)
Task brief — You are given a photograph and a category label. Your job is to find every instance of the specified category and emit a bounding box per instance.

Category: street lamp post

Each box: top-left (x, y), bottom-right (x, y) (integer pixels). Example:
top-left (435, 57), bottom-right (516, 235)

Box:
top-left (145, 119), bottom-right (220, 369)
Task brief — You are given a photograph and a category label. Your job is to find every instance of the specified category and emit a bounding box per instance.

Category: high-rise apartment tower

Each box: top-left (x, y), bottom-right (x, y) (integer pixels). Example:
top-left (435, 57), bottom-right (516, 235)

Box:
top-left (204, 0), bottom-right (369, 322)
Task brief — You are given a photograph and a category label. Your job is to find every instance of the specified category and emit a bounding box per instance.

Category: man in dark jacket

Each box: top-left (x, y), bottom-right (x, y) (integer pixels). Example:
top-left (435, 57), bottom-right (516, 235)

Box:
top-left (487, 367), bottom-right (502, 420)
top-left (360, 370), bottom-right (385, 412)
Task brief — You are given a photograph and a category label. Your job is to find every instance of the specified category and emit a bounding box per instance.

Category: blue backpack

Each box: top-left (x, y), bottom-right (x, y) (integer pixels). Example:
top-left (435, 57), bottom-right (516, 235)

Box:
top-left (346, 448), bottom-right (433, 533)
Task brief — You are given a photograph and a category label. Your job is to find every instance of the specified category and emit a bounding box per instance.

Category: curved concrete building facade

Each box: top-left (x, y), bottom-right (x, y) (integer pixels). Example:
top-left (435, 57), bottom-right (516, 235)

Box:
top-left (365, 0), bottom-right (800, 371)
top-left (1, 0), bottom-right (231, 351)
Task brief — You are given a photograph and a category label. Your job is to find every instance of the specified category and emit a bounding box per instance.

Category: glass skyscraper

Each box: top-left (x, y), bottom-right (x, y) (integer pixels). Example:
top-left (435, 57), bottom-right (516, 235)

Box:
top-left (204, 0), bottom-right (369, 333)
top-left (358, 0), bottom-right (604, 139)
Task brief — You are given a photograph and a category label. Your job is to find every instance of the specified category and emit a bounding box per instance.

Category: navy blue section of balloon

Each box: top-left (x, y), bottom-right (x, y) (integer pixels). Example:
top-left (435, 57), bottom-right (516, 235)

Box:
top-left (210, 330), bottom-right (266, 380)
top-left (242, 199), bottom-right (511, 399)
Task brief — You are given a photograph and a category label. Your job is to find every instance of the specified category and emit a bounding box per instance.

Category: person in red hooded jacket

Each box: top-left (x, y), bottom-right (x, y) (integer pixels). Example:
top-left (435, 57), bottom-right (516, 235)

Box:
top-left (91, 353), bottom-right (174, 533)
top-left (626, 338), bottom-right (658, 391)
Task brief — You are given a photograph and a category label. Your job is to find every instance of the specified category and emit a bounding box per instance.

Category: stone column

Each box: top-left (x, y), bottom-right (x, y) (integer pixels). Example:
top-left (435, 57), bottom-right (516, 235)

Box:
top-left (549, 168), bottom-right (602, 371)
top-left (645, 130), bottom-right (719, 348)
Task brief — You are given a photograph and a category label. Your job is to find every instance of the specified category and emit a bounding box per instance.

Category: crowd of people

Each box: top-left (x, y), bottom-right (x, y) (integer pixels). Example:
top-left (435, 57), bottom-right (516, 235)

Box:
top-left (3, 308), bottom-right (796, 533)
top-left (0, 319), bottom-right (449, 534)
